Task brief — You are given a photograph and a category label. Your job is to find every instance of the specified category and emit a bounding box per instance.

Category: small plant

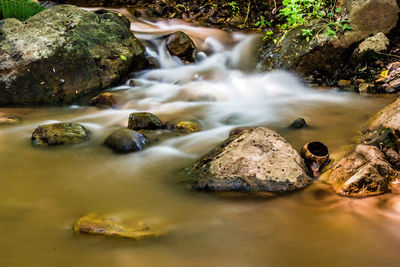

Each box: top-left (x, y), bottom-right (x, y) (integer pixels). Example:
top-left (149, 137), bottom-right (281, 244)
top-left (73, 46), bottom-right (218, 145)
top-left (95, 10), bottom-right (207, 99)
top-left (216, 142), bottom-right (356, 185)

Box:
top-left (266, 0), bottom-right (352, 43)
top-left (255, 15), bottom-right (271, 28)
top-left (228, 1), bottom-right (240, 15)
top-left (0, 0), bottom-right (45, 21)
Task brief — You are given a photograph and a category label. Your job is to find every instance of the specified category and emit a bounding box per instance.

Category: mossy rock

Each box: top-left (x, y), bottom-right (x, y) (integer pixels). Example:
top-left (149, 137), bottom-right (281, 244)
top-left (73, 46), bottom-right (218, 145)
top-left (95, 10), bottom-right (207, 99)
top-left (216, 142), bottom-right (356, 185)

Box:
top-left (31, 122), bottom-right (89, 146)
top-left (166, 31), bottom-right (196, 63)
top-left (0, 5), bottom-right (146, 105)
top-left (128, 112), bottom-right (163, 131)
top-left (175, 121), bottom-right (201, 133)
top-left (104, 128), bottom-right (148, 153)
top-left (74, 213), bottom-right (166, 240)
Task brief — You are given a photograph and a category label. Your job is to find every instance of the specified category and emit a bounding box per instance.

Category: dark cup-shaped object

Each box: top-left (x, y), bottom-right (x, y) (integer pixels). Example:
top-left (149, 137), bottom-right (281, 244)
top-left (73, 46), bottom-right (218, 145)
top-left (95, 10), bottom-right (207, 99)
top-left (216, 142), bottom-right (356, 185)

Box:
top-left (300, 141), bottom-right (330, 178)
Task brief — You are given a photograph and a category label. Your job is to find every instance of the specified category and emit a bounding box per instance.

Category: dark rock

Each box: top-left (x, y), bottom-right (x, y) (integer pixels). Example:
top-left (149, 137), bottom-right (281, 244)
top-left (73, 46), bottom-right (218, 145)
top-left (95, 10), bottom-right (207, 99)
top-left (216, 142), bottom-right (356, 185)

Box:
top-left (0, 5), bottom-right (146, 105)
top-left (325, 145), bottom-right (398, 197)
top-left (32, 122), bottom-right (89, 146)
top-left (166, 31), bottom-right (196, 63)
top-left (289, 118), bottom-right (308, 129)
top-left (104, 128), bottom-right (148, 153)
top-left (89, 92), bottom-right (117, 108)
top-left (190, 127), bottom-right (311, 192)
top-left (128, 112), bottom-right (163, 130)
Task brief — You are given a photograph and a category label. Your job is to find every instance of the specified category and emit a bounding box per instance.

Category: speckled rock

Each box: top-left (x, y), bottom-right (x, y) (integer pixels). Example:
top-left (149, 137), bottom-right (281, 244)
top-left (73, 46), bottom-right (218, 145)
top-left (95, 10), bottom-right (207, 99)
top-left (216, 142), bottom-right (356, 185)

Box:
top-left (175, 121), bottom-right (201, 133)
top-left (0, 5), bottom-right (146, 105)
top-left (166, 31), bottom-right (196, 63)
top-left (74, 213), bottom-right (166, 240)
top-left (104, 128), bottom-right (148, 153)
top-left (128, 112), bottom-right (163, 130)
top-left (190, 127), bottom-right (311, 192)
top-left (31, 122), bottom-right (89, 146)
top-left (326, 145), bottom-right (398, 197)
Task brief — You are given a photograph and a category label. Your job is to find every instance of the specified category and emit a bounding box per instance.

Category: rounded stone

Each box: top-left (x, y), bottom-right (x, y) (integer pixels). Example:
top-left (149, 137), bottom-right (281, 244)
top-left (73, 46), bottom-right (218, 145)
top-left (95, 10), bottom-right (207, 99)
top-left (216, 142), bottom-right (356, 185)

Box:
top-left (166, 31), bottom-right (196, 62)
top-left (104, 128), bottom-right (148, 153)
top-left (127, 112), bottom-right (163, 131)
top-left (31, 122), bottom-right (89, 146)
top-left (190, 127), bottom-right (311, 192)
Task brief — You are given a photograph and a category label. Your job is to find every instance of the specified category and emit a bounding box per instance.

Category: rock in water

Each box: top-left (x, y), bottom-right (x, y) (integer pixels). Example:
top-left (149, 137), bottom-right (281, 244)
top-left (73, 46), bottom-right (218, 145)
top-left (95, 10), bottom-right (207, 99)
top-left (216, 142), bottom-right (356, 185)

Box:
top-left (128, 112), bottom-right (163, 130)
top-left (326, 145), bottom-right (398, 197)
top-left (190, 127), bottom-right (311, 192)
top-left (89, 92), bottom-right (118, 108)
top-left (289, 118), bottom-right (308, 129)
top-left (175, 121), bottom-right (201, 133)
top-left (104, 128), bottom-right (148, 153)
top-left (32, 123), bottom-right (89, 146)
top-left (166, 31), bottom-right (196, 63)
top-left (0, 5), bottom-right (146, 105)
top-left (74, 213), bottom-right (166, 240)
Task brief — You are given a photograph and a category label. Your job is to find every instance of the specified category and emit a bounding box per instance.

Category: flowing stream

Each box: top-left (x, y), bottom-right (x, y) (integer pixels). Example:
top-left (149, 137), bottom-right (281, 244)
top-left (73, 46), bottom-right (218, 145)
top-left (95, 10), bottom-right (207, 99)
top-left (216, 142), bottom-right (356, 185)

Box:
top-left (1, 17), bottom-right (400, 266)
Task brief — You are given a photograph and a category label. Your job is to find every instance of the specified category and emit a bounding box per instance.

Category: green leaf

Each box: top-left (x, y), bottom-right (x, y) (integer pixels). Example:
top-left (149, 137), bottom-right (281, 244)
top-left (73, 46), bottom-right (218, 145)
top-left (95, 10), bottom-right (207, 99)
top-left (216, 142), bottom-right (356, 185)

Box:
top-left (120, 55), bottom-right (127, 61)
top-left (335, 8), bottom-right (341, 13)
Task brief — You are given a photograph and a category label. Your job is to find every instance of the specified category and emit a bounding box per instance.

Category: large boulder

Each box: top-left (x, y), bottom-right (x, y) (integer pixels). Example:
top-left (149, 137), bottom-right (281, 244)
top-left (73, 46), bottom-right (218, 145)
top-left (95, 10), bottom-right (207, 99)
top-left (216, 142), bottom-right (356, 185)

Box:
top-left (0, 5), bottom-right (146, 105)
top-left (325, 145), bottom-right (398, 197)
top-left (339, 0), bottom-right (399, 47)
top-left (31, 122), bottom-right (89, 146)
top-left (190, 127), bottom-right (311, 192)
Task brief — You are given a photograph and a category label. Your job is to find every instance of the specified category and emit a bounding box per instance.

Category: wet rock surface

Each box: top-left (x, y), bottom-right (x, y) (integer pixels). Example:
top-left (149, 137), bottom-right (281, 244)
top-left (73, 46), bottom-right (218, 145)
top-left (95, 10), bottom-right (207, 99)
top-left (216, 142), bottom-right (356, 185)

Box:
top-left (128, 112), bottom-right (163, 131)
top-left (74, 213), bottom-right (166, 240)
top-left (89, 92), bottom-right (118, 108)
top-left (0, 5), bottom-right (146, 105)
top-left (104, 128), bottom-right (148, 153)
top-left (289, 118), bottom-right (308, 129)
top-left (190, 127), bottom-right (311, 192)
top-left (0, 113), bottom-right (21, 125)
top-left (166, 31), bottom-right (196, 63)
top-left (326, 145), bottom-right (398, 197)
top-left (175, 121), bottom-right (201, 133)
top-left (31, 122), bottom-right (89, 146)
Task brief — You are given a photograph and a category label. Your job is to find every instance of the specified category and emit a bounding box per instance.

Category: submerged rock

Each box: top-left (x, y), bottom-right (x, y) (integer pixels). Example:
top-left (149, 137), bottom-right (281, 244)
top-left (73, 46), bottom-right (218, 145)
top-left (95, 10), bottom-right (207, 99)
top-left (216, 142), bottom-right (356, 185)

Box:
top-left (104, 128), bottom-right (148, 153)
top-left (31, 123), bottom-right (89, 146)
top-left (128, 112), bottom-right (163, 131)
top-left (74, 213), bottom-right (166, 240)
top-left (190, 127), bottom-right (311, 192)
top-left (166, 31), bottom-right (196, 63)
top-left (0, 5), bottom-right (146, 105)
top-left (0, 114), bottom-right (21, 125)
top-left (175, 121), bottom-right (201, 133)
top-left (326, 145), bottom-right (398, 197)
top-left (289, 118), bottom-right (308, 129)
top-left (89, 92), bottom-right (118, 108)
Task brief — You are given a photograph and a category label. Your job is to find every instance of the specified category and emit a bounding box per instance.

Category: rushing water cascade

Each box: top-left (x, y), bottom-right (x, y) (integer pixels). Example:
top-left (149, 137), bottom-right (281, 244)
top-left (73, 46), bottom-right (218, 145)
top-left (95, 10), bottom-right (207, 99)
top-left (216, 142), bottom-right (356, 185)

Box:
top-left (1, 17), bottom-right (400, 267)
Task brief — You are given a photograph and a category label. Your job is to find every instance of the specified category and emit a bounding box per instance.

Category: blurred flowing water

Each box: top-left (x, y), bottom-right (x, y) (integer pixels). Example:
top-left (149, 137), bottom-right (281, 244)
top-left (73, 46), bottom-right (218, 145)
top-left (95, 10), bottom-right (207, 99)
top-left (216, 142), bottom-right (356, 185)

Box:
top-left (1, 16), bottom-right (400, 266)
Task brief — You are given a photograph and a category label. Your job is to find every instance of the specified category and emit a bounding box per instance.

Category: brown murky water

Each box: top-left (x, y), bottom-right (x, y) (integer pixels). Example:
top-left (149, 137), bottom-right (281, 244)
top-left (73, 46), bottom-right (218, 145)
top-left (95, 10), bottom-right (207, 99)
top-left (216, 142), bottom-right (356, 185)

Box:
top-left (1, 18), bottom-right (400, 267)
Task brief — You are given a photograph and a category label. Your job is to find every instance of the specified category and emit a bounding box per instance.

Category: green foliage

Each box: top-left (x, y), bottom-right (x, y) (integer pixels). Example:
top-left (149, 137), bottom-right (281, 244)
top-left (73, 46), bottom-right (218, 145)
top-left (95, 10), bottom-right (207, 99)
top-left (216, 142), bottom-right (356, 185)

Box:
top-left (266, 0), bottom-right (352, 42)
top-left (255, 15), bottom-right (271, 28)
top-left (228, 1), bottom-right (239, 15)
top-left (0, 0), bottom-right (45, 21)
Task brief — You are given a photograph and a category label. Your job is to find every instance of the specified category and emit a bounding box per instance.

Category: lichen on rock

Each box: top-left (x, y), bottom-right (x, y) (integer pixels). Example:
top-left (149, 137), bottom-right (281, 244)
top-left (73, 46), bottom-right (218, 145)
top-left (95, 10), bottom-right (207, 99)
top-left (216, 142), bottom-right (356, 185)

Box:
top-left (31, 122), bottom-right (89, 146)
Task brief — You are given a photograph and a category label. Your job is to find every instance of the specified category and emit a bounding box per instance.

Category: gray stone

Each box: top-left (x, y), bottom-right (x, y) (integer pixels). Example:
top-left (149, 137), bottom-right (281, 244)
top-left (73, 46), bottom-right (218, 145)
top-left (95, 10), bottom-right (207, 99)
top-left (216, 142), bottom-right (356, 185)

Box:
top-left (0, 5), bottom-right (146, 105)
top-left (190, 127), bottom-right (311, 192)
